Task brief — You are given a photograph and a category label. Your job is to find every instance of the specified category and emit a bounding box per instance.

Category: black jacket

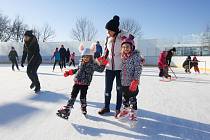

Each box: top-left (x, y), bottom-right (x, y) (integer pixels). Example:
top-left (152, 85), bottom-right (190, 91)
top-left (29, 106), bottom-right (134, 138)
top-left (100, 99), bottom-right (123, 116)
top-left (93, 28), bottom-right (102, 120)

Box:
top-left (59, 48), bottom-right (67, 58)
top-left (166, 50), bottom-right (173, 61)
top-left (21, 36), bottom-right (42, 65)
top-left (8, 50), bottom-right (18, 61)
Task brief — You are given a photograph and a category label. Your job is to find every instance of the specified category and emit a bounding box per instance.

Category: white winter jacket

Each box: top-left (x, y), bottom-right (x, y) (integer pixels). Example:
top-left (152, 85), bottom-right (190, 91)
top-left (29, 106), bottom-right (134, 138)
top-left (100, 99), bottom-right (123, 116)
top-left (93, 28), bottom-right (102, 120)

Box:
top-left (104, 30), bottom-right (127, 71)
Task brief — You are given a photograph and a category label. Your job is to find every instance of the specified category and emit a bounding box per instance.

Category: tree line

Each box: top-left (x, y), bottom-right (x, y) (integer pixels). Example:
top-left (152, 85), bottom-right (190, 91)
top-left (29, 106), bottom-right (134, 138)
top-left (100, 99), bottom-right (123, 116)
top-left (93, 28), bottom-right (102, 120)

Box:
top-left (1, 12), bottom-right (142, 42)
top-left (0, 14), bottom-right (55, 42)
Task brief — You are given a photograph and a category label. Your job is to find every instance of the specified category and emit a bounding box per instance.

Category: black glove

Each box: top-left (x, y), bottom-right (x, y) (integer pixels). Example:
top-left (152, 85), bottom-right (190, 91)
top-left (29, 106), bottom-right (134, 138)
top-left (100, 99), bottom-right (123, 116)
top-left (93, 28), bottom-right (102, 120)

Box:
top-left (21, 63), bottom-right (24, 67)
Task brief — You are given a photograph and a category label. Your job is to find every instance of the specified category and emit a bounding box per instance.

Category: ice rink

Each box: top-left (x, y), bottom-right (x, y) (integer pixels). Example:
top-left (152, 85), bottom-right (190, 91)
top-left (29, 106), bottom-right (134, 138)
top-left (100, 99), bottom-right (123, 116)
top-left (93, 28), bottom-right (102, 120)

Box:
top-left (0, 65), bottom-right (210, 140)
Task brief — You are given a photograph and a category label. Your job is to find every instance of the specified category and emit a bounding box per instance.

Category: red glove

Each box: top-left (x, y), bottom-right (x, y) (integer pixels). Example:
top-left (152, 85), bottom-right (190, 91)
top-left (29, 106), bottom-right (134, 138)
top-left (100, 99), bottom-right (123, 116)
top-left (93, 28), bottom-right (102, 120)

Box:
top-left (97, 56), bottom-right (108, 65)
top-left (64, 69), bottom-right (78, 77)
top-left (64, 71), bottom-right (70, 77)
top-left (129, 80), bottom-right (139, 92)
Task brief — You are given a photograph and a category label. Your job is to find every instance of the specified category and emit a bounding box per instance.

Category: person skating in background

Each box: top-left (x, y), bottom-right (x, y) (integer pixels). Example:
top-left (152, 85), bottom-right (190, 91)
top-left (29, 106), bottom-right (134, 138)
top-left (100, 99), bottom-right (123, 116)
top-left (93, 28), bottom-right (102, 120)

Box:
top-left (166, 47), bottom-right (176, 66)
top-left (8, 47), bottom-right (20, 71)
top-left (158, 51), bottom-right (171, 80)
top-left (94, 41), bottom-right (103, 59)
top-left (66, 48), bottom-right (70, 64)
top-left (183, 56), bottom-right (192, 73)
top-left (98, 15), bottom-right (128, 117)
top-left (59, 45), bottom-right (67, 69)
top-left (69, 52), bottom-right (76, 67)
top-left (192, 56), bottom-right (200, 73)
top-left (57, 44), bottom-right (107, 119)
top-left (51, 48), bottom-right (62, 72)
top-left (116, 35), bottom-right (142, 125)
top-left (21, 30), bottom-right (42, 93)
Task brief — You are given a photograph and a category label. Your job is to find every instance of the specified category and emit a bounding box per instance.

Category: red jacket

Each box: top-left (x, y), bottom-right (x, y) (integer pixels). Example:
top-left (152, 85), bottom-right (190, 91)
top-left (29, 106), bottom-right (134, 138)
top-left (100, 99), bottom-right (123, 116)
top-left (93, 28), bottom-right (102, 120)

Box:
top-left (158, 51), bottom-right (168, 69)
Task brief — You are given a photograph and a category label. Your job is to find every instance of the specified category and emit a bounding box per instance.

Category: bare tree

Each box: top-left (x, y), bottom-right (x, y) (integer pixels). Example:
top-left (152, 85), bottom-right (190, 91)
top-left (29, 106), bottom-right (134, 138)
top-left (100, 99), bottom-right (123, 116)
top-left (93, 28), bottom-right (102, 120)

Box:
top-left (32, 26), bottom-right (42, 41)
top-left (42, 24), bottom-right (55, 42)
top-left (120, 18), bottom-right (142, 37)
top-left (71, 17), bottom-right (97, 41)
top-left (0, 13), bottom-right (11, 42)
top-left (11, 16), bottom-right (28, 42)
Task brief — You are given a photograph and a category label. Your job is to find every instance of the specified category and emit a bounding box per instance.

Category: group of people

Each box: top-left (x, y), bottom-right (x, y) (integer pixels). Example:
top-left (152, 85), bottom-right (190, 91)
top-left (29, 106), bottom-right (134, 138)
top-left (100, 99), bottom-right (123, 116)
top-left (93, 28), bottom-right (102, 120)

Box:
top-left (158, 47), bottom-right (201, 80)
top-left (8, 15), bottom-right (143, 125)
top-left (57, 15), bottom-right (143, 124)
top-left (51, 45), bottom-right (76, 71)
top-left (183, 55), bottom-right (200, 73)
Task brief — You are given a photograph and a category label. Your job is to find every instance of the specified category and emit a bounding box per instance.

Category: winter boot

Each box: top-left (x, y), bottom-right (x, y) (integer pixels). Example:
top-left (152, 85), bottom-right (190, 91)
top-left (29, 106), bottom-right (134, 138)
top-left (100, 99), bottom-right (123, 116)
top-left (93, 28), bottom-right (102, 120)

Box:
top-left (34, 85), bottom-right (41, 93)
top-left (98, 108), bottom-right (110, 115)
top-left (115, 110), bottom-right (120, 118)
top-left (30, 83), bottom-right (35, 89)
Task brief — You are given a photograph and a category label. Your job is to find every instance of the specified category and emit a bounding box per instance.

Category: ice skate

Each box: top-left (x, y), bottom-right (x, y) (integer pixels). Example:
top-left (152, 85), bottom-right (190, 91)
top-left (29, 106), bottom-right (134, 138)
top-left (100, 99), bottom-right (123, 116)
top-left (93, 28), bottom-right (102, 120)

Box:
top-left (117, 107), bottom-right (130, 122)
top-left (56, 106), bottom-right (71, 120)
top-left (128, 109), bottom-right (138, 128)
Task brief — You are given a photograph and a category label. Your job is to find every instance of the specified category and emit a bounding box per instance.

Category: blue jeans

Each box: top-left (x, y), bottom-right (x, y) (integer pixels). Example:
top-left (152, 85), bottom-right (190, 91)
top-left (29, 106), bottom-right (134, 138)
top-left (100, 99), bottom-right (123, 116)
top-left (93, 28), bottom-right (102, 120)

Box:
top-left (104, 69), bottom-right (122, 110)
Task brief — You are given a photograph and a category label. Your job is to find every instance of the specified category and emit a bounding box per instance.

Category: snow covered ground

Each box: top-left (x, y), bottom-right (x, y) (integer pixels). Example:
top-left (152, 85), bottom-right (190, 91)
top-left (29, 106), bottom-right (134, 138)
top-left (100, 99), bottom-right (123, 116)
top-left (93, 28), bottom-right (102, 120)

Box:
top-left (0, 64), bottom-right (210, 140)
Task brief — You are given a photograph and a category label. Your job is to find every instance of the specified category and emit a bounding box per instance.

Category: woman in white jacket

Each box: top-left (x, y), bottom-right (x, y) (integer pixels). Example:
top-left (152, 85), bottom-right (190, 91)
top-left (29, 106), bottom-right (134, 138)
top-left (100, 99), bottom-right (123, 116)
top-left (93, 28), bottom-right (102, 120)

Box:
top-left (98, 15), bottom-right (127, 117)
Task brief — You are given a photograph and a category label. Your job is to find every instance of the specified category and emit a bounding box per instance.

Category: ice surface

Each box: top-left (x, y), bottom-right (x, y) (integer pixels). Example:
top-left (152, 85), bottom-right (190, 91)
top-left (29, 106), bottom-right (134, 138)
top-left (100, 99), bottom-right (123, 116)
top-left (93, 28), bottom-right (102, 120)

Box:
top-left (0, 65), bottom-right (210, 140)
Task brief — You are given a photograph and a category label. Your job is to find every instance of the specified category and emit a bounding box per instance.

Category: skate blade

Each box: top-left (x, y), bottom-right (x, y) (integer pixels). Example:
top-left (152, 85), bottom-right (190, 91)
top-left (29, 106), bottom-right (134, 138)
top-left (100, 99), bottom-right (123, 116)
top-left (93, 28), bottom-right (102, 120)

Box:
top-left (117, 115), bottom-right (129, 123)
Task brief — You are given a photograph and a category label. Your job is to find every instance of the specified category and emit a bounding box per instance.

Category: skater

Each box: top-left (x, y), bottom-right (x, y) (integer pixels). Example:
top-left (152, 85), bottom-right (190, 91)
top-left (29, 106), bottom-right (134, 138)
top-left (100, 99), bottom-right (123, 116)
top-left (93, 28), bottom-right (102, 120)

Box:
top-left (183, 56), bottom-right (192, 73)
top-left (69, 52), bottom-right (76, 67)
top-left (59, 45), bottom-right (66, 69)
top-left (94, 41), bottom-right (103, 59)
top-left (66, 48), bottom-right (70, 64)
top-left (21, 30), bottom-right (42, 93)
top-left (116, 35), bottom-right (142, 125)
top-left (192, 56), bottom-right (200, 73)
top-left (98, 15), bottom-right (128, 117)
top-left (166, 47), bottom-right (176, 66)
top-left (51, 48), bottom-right (62, 72)
top-left (158, 51), bottom-right (171, 80)
top-left (8, 47), bottom-right (20, 71)
top-left (57, 44), bottom-right (107, 119)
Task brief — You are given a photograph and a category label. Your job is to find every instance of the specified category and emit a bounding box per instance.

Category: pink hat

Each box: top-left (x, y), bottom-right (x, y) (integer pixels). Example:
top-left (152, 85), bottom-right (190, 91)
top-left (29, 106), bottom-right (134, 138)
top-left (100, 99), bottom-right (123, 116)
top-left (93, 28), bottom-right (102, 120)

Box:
top-left (121, 34), bottom-right (135, 50)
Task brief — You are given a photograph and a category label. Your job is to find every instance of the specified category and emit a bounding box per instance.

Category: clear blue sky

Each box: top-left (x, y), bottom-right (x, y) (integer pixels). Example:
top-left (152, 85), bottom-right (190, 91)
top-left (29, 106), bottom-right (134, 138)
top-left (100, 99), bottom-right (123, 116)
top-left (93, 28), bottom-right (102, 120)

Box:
top-left (1, 0), bottom-right (210, 41)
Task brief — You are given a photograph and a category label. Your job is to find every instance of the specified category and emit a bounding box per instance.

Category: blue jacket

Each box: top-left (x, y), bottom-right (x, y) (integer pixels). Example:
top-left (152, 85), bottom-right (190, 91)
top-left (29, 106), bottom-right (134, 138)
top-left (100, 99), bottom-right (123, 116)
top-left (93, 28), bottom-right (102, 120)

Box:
top-left (52, 51), bottom-right (61, 61)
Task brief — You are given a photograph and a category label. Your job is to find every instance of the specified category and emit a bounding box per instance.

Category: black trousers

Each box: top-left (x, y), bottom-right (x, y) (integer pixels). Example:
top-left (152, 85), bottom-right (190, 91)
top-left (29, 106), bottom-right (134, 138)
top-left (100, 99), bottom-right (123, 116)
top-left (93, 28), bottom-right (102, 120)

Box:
top-left (11, 59), bottom-right (19, 70)
top-left (27, 56), bottom-right (42, 88)
top-left (67, 84), bottom-right (89, 108)
top-left (53, 60), bottom-right (62, 70)
top-left (69, 59), bottom-right (75, 67)
top-left (159, 67), bottom-right (171, 78)
top-left (60, 57), bottom-right (66, 68)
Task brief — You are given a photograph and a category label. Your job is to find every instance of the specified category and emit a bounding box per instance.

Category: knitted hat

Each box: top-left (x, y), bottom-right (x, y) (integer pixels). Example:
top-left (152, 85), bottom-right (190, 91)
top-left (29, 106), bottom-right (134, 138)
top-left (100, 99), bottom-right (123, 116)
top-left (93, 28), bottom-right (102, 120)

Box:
top-left (79, 43), bottom-right (96, 56)
top-left (81, 48), bottom-right (94, 56)
top-left (172, 47), bottom-right (176, 52)
top-left (105, 15), bottom-right (120, 33)
top-left (121, 34), bottom-right (135, 50)
top-left (24, 30), bottom-right (33, 37)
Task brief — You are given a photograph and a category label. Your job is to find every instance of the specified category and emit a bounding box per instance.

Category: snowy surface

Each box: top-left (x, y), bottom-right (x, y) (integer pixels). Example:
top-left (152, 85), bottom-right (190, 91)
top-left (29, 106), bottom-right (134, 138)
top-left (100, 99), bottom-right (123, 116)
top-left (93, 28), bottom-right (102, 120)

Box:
top-left (0, 65), bottom-right (210, 140)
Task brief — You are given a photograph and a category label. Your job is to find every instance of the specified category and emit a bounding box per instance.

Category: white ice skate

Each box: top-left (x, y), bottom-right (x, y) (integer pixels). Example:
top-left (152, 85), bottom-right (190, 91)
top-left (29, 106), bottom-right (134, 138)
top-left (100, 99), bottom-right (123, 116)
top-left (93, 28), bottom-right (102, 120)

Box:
top-left (128, 109), bottom-right (138, 128)
top-left (117, 107), bottom-right (130, 122)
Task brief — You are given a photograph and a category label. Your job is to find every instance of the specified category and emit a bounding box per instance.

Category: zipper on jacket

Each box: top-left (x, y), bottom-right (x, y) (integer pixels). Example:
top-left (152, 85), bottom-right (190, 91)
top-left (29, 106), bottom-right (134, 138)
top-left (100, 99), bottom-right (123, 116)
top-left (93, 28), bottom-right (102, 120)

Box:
top-left (111, 40), bottom-right (115, 70)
